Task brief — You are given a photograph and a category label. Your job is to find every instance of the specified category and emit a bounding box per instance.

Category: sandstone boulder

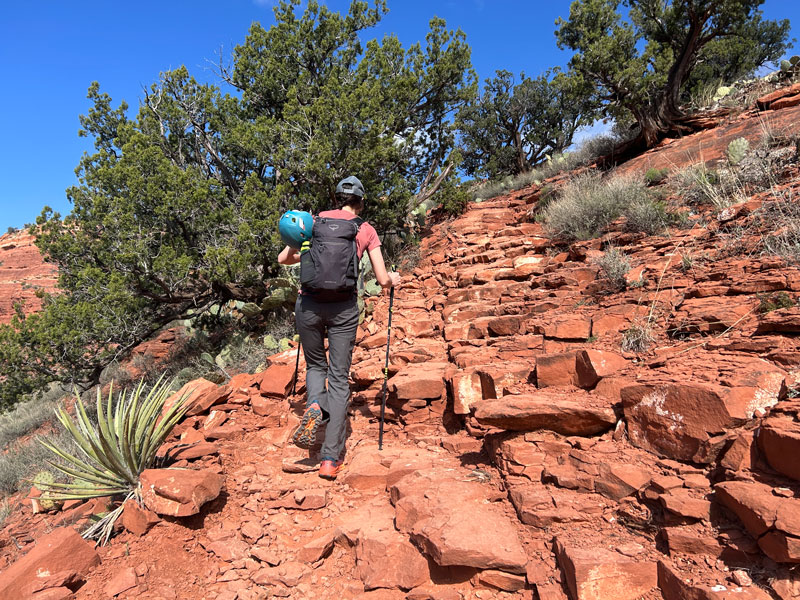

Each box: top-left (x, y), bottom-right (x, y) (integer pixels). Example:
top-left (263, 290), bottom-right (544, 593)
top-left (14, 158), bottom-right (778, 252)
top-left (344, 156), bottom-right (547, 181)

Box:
top-left (141, 468), bottom-right (223, 517)
top-left (356, 528), bottom-right (429, 590)
top-left (758, 418), bottom-right (800, 481)
top-left (473, 392), bottom-right (616, 435)
top-left (0, 527), bottom-right (100, 599)
top-left (715, 480), bottom-right (800, 563)
top-left (556, 539), bottom-right (657, 600)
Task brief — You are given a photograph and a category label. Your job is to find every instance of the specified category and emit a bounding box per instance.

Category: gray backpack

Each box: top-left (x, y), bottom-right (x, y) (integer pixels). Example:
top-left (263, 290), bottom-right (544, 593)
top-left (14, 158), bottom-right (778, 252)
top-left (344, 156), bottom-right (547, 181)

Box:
top-left (299, 216), bottom-right (363, 302)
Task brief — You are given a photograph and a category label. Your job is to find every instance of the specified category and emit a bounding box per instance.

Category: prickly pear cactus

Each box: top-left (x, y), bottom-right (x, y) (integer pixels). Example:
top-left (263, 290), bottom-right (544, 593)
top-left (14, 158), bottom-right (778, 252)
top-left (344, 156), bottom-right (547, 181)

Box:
top-left (262, 335), bottom-right (278, 351)
top-left (278, 337), bottom-right (292, 352)
top-left (363, 278), bottom-right (382, 297)
top-left (33, 471), bottom-right (59, 510)
top-left (726, 137), bottom-right (749, 166)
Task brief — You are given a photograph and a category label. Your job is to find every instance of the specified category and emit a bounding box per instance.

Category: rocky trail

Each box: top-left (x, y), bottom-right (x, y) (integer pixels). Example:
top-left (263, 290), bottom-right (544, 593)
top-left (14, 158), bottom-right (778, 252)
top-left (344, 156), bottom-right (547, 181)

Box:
top-left (3, 92), bottom-right (800, 599)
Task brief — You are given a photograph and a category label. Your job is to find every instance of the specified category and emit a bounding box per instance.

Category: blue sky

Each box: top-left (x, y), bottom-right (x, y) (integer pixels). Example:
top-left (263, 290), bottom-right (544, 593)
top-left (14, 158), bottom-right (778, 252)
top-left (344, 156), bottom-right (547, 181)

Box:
top-left (1, 0), bottom-right (798, 230)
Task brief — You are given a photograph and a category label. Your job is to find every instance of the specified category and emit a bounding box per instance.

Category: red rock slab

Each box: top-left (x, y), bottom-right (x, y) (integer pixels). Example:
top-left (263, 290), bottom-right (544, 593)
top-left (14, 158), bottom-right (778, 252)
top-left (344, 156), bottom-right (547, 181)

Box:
top-left (390, 469), bottom-right (527, 573)
top-left (758, 417), bottom-right (800, 482)
top-left (163, 378), bottom-right (230, 417)
top-left (471, 569), bottom-right (526, 592)
top-left (715, 480), bottom-right (800, 563)
top-left (104, 567), bottom-right (138, 597)
top-left (662, 528), bottom-right (723, 557)
top-left (755, 307), bottom-right (800, 334)
top-left (255, 363), bottom-right (297, 398)
top-left (140, 468), bottom-right (223, 517)
top-left (0, 527), bottom-right (100, 599)
top-left (355, 528), bottom-right (429, 591)
top-left (658, 560), bottom-right (772, 600)
top-left (616, 103), bottom-right (800, 176)
top-left (121, 499), bottom-right (160, 536)
top-left (388, 362), bottom-right (448, 401)
top-left (669, 297), bottom-right (754, 334)
top-left (757, 82), bottom-right (800, 110)
top-left (575, 349), bottom-right (628, 388)
top-left (659, 489), bottom-right (711, 522)
top-left (594, 463), bottom-right (651, 501)
top-left (473, 392), bottom-right (616, 435)
top-left (555, 539), bottom-right (657, 600)
top-left (622, 365), bottom-right (785, 462)
top-left (532, 314), bottom-right (592, 341)
top-left (535, 352), bottom-right (579, 388)
top-left (451, 369), bottom-right (483, 414)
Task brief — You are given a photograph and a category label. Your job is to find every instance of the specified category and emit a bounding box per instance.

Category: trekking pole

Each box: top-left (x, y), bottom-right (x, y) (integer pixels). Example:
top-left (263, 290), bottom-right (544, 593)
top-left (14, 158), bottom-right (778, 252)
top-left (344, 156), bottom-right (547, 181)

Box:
top-left (378, 270), bottom-right (396, 451)
top-left (291, 339), bottom-right (302, 396)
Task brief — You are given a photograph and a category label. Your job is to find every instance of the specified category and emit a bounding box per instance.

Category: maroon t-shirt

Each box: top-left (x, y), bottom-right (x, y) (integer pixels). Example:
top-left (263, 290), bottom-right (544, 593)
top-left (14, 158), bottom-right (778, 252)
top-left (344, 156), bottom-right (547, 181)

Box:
top-left (317, 210), bottom-right (381, 258)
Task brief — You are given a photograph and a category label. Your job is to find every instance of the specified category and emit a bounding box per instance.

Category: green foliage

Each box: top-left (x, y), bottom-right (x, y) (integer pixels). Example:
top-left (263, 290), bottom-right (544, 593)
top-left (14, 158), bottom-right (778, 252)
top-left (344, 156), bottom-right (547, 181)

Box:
top-left (757, 291), bottom-right (794, 314)
top-left (36, 376), bottom-right (190, 544)
top-left (542, 173), bottom-right (651, 240)
top-left (457, 69), bottom-right (597, 178)
top-left (0, 1), bottom-right (476, 407)
top-left (644, 167), bottom-right (669, 185)
top-left (623, 197), bottom-right (676, 235)
top-left (727, 137), bottom-right (750, 166)
top-left (779, 55), bottom-right (800, 77)
top-left (556, 0), bottom-right (791, 146)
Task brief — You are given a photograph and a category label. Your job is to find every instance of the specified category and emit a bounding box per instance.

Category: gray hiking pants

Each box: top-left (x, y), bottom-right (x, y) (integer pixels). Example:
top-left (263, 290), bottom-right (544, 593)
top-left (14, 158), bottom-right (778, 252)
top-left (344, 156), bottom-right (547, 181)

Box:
top-left (295, 294), bottom-right (359, 461)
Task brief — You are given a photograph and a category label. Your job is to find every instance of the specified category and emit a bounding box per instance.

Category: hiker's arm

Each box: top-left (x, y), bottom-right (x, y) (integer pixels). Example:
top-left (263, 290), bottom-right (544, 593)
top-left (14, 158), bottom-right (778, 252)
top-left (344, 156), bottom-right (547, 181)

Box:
top-left (367, 246), bottom-right (401, 288)
top-left (278, 245), bottom-right (301, 265)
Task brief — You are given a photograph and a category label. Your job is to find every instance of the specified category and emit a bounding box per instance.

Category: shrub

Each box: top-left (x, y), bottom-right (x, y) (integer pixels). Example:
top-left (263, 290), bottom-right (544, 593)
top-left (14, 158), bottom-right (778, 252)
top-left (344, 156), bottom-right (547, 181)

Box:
top-left (759, 192), bottom-right (800, 263)
top-left (36, 376), bottom-right (190, 544)
top-left (542, 173), bottom-right (650, 240)
top-left (758, 291), bottom-right (794, 314)
top-left (644, 167), bottom-right (669, 185)
top-left (593, 247), bottom-right (631, 291)
top-left (623, 198), bottom-right (673, 236)
top-left (621, 323), bottom-right (655, 353)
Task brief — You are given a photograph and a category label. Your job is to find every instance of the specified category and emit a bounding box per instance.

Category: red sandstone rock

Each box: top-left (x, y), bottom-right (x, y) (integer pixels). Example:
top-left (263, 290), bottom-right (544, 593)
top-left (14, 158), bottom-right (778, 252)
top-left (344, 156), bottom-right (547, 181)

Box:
top-left (121, 499), bottom-right (160, 536)
top-left (473, 392), bottom-right (616, 435)
top-left (594, 464), bottom-right (651, 501)
top-left (255, 363), bottom-right (296, 398)
top-left (0, 230), bottom-right (58, 325)
top-left (535, 352), bottom-right (579, 387)
top-left (451, 369), bottom-right (483, 414)
top-left (355, 528), bottom-right (429, 590)
top-left (164, 378), bottom-right (230, 417)
top-left (575, 349), bottom-right (628, 388)
top-left (758, 417), bottom-right (800, 481)
top-left (556, 539), bottom-right (657, 600)
top-left (0, 527), bottom-right (100, 599)
top-left (663, 528), bottom-right (722, 557)
top-left (388, 362), bottom-right (448, 401)
top-left (715, 480), bottom-right (800, 562)
top-left (140, 468), bottom-right (222, 517)
top-left (622, 362), bottom-right (785, 462)
top-left (472, 569), bottom-right (527, 592)
top-left (104, 567), bottom-right (137, 597)
top-left (390, 469), bottom-right (527, 573)
top-left (757, 82), bottom-right (800, 110)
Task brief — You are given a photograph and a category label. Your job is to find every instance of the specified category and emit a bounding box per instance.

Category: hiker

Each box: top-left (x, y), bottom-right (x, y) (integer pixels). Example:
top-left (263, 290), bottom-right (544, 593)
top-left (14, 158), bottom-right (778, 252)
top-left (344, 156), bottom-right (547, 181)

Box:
top-left (277, 175), bottom-right (401, 479)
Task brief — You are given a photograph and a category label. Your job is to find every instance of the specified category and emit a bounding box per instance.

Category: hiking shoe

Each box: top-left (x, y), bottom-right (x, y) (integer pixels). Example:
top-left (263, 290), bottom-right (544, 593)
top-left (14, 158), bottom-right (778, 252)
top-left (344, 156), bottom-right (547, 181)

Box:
top-left (292, 403), bottom-right (323, 449)
top-left (319, 458), bottom-right (343, 480)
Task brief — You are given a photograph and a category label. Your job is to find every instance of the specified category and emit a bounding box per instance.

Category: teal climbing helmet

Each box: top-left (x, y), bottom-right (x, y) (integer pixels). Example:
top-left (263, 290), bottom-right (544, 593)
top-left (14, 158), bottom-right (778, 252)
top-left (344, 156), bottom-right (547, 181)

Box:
top-left (279, 210), bottom-right (314, 249)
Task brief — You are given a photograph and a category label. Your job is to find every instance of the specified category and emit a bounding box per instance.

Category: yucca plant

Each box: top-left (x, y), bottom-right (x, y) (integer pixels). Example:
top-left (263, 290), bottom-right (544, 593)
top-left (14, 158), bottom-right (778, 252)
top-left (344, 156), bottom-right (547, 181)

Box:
top-left (35, 375), bottom-right (191, 545)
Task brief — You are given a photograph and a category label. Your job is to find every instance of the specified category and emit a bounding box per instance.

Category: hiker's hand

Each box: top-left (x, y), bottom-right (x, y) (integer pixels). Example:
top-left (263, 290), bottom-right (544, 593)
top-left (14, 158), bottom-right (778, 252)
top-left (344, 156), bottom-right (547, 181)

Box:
top-left (388, 271), bottom-right (401, 288)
